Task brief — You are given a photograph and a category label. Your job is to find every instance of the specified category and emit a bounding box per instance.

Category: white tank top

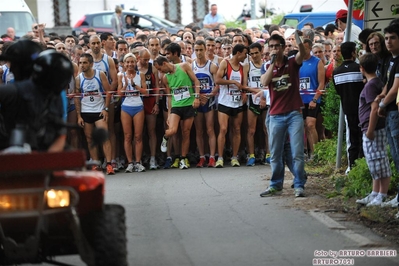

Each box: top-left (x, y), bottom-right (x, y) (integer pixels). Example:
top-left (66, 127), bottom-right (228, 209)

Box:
top-left (218, 61), bottom-right (244, 108)
top-left (121, 72), bottom-right (143, 107)
top-left (192, 60), bottom-right (214, 94)
top-left (93, 54), bottom-right (111, 84)
top-left (248, 61), bottom-right (262, 106)
top-left (79, 69), bottom-right (105, 113)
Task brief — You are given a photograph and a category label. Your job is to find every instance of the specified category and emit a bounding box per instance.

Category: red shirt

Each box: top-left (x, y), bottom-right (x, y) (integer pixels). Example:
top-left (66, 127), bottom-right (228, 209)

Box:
top-left (266, 55), bottom-right (304, 115)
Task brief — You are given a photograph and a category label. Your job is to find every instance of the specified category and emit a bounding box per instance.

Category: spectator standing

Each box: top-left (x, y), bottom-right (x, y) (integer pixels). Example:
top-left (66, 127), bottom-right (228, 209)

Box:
top-left (333, 42), bottom-right (364, 174)
top-left (111, 6), bottom-right (124, 35)
top-left (6, 27), bottom-right (16, 41)
top-left (335, 9), bottom-right (362, 42)
top-left (203, 4), bottom-right (224, 30)
top-left (365, 32), bottom-right (391, 82)
top-left (356, 53), bottom-right (391, 206)
top-left (377, 23), bottom-right (399, 208)
top-left (259, 33), bottom-right (307, 197)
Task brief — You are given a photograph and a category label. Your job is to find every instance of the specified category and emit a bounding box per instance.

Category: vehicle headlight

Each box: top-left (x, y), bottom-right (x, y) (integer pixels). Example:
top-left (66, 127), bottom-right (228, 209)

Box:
top-left (46, 189), bottom-right (70, 208)
top-left (0, 196), bottom-right (12, 210)
top-left (0, 194), bottom-right (40, 211)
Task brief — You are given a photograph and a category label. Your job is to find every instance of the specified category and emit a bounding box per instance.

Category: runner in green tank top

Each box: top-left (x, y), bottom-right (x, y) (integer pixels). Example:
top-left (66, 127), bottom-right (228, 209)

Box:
top-left (165, 64), bottom-right (196, 107)
top-left (153, 56), bottom-right (200, 169)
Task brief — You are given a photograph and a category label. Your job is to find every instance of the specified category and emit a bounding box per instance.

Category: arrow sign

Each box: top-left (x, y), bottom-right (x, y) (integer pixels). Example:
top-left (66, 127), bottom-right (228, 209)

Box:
top-left (371, 2), bottom-right (383, 17)
top-left (366, 0), bottom-right (399, 20)
top-left (371, 22), bottom-right (382, 32)
top-left (365, 0), bottom-right (399, 33)
top-left (371, 2), bottom-right (383, 18)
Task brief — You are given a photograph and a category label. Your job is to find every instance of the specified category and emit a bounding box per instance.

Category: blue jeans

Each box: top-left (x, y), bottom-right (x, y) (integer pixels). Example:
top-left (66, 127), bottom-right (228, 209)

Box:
top-left (268, 110), bottom-right (306, 189)
top-left (386, 110), bottom-right (399, 171)
top-left (266, 110), bottom-right (294, 173)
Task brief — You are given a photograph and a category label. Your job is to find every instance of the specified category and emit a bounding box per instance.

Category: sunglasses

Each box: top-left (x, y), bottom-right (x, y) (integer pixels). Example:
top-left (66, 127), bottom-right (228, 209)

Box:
top-left (269, 44), bottom-right (282, 49)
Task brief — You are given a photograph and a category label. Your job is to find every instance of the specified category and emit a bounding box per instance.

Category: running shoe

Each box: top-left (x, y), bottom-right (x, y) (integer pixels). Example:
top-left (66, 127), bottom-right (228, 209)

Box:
top-left (125, 163), bottom-right (134, 173)
top-left (160, 136), bottom-right (168, 152)
top-left (231, 158), bottom-right (240, 167)
top-left (196, 157), bottom-right (206, 168)
top-left (356, 193), bottom-right (377, 205)
top-left (106, 164), bottom-right (115, 175)
top-left (179, 159), bottom-right (188, 169)
top-left (260, 187), bottom-right (282, 197)
top-left (164, 157), bottom-right (172, 169)
top-left (208, 157), bottom-right (216, 168)
top-left (135, 163), bottom-right (146, 172)
top-left (171, 158), bottom-right (180, 168)
top-left (246, 157), bottom-right (256, 166)
top-left (215, 159), bottom-right (224, 168)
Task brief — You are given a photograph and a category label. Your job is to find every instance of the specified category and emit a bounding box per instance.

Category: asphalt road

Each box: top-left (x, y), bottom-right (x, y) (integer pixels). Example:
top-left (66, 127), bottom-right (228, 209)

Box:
top-left (43, 165), bottom-right (399, 266)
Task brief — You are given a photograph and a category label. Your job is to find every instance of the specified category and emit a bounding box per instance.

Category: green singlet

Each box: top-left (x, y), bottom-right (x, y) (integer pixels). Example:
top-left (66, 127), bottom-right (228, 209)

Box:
top-left (166, 64), bottom-right (194, 107)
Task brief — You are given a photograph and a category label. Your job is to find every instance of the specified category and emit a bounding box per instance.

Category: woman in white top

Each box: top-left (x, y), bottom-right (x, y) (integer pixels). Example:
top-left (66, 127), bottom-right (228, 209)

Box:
top-left (117, 53), bottom-right (148, 172)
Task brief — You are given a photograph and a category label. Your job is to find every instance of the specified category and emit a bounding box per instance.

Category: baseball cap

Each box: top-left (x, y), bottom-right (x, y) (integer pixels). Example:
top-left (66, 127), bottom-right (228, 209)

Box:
top-left (336, 9), bottom-right (347, 22)
top-left (0, 40), bottom-right (42, 62)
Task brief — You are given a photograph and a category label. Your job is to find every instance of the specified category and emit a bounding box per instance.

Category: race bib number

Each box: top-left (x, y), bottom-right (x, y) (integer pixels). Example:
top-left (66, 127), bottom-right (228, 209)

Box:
top-left (230, 90), bottom-right (242, 102)
top-left (173, 87), bottom-right (190, 101)
top-left (251, 76), bottom-right (262, 88)
top-left (299, 77), bottom-right (310, 90)
top-left (126, 82), bottom-right (140, 97)
top-left (198, 77), bottom-right (210, 91)
top-left (83, 91), bottom-right (100, 102)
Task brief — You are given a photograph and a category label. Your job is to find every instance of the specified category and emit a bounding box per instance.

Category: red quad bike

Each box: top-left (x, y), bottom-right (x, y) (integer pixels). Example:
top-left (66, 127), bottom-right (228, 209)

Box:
top-left (0, 146), bottom-right (128, 265)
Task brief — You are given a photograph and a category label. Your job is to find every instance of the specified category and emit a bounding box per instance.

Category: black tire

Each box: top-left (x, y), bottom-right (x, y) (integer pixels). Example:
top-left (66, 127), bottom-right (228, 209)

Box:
top-left (82, 204), bottom-right (128, 266)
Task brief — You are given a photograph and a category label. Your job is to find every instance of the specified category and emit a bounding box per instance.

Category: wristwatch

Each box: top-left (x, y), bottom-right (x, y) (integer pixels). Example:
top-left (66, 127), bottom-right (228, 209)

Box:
top-left (312, 98), bottom-right (317, 103)
top-left (379, 101), bottom-right (386, 109)
top-left (103, 107), bottom-right (109, 112)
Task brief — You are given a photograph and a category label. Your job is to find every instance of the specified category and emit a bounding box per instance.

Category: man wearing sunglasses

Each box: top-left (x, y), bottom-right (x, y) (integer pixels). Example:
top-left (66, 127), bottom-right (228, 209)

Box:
top-left (259, 32), bottom-right (307, 198)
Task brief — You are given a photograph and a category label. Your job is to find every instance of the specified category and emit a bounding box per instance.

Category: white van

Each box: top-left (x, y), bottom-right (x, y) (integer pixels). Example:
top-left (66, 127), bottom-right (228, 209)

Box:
top-left (0, 0), bottom-right (36, 38)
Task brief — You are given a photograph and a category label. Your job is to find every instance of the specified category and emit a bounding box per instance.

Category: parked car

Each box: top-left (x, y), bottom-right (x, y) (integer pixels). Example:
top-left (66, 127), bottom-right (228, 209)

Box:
top-left (72, 10), bottom-right (182, 35)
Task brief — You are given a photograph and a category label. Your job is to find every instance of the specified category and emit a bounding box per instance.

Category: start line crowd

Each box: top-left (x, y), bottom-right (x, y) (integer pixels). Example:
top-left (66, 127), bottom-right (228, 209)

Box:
top-left (1, 5), bottom-right (399, 205)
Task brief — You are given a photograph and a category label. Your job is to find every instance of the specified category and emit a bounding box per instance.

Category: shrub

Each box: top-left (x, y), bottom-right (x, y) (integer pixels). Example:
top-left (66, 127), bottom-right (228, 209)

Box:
top-left (321, 81), bottom-right (341, 135)
top-left (313, 137), bottom-right (399, 198)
